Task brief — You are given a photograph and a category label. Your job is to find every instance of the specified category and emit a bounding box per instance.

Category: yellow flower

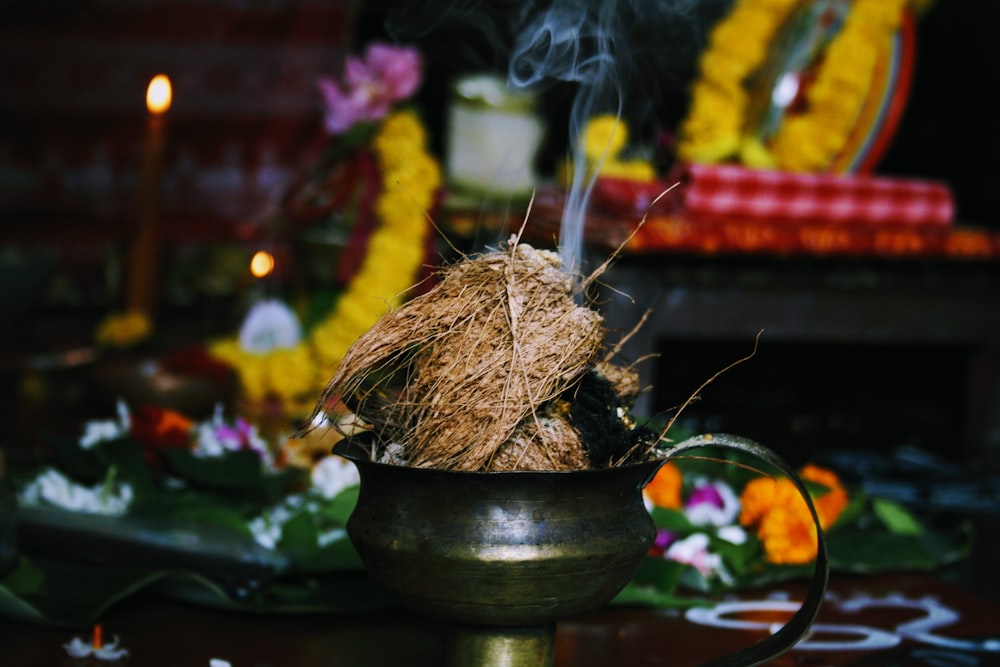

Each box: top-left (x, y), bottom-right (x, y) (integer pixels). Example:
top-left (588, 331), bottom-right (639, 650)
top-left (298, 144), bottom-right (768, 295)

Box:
top-left (599, 159), bottom-right (658, 183)
top-left (216, 108), bottom-right (439, 420)
top-left (207, 339), bottom-right (318, 408)
top-left (581, 114), bottom-right (628, 162)
top-left (309, 109), bottom-right (437, 373)
top-left (678, 0), bottom-right (908, 173)
top-left (564, 115), bottom-right (658, 184)
top-left (94, 311), bottom-right (152, 349)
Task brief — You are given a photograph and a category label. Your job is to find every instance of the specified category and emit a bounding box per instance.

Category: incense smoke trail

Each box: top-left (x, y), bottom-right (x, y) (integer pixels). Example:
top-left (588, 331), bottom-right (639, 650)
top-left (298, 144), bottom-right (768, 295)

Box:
top-left (369, 0), bottom-right (728, 273)
top-left (508, 0), bottom-right (623, 276)
top-left (507, 0), bottom-right (725, 277)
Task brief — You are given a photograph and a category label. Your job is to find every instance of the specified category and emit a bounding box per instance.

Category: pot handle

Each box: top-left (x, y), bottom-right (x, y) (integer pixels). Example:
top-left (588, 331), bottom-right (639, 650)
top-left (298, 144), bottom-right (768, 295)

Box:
top-left (665, 433), bottom-right (830, 667)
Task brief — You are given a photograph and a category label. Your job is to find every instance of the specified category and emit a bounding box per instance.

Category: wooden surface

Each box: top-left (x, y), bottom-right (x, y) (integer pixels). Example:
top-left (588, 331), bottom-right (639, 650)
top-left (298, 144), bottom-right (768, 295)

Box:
top-left (1, 572), bottom-right (998, 666)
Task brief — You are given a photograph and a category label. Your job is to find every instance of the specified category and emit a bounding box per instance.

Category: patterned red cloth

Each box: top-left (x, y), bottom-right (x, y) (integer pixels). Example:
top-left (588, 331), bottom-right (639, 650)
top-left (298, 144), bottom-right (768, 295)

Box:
top-left (680, 163), bottom-right (955, 227)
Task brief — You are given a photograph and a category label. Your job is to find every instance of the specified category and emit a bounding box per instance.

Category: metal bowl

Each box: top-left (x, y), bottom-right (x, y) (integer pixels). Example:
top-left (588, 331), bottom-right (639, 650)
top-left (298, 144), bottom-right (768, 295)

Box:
top-left (334, 438), bottom-right (662, 627)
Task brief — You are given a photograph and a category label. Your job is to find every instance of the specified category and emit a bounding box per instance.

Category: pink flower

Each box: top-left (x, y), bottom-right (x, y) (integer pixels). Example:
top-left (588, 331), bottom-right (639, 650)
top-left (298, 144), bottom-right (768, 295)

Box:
top-left (684, 479), bottom-right (741, 527)
top-left (648, 528), bottom-right (678, 558)
top-left (665, 533), bottom-right (731, 582)
top-left (318, 43), bottom-right (422, 135)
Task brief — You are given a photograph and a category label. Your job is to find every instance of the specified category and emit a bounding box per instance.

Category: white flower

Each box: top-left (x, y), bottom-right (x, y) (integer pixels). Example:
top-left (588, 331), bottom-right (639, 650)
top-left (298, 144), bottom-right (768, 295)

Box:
top-left (238, 299), bottom-right (302, 353)
top-left (718, 525), bottom-right (748, 545)
top-left (684, 478), bottom-right (742, 527)
top-left (665, 533), bottom-right (732, 583)
top-left (247, 495), bottom-right (305, 550)
top-left (378, 441), bottom-right (407, 465)
top-left (18, 469), bottom-right (133, 516)
top-left (79, 400), bottom-right (131, 449)
top-left (310, 455), bottom-right (360, 500)
top-left (191, 404), bottom-right (274, 467)
top-left (64, 634), bottom-right (129, 661)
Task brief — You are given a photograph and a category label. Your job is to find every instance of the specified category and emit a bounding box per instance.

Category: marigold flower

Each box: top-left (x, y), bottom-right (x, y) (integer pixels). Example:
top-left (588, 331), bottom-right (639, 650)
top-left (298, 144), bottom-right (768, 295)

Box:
top-left (800, 463), bottom-right (848, 528)
top-left (756, 503), bottom-right (818, 565)
top-left (739, 463), bottom-right (849, 564)
top-left (599, 159), bottom-right (657, 183)
top-left (213, 103), bottom-right (438, 410)
top-left (678, 0), bottom-right (906, 172)
top-left (739, 476), bottom-right (794, 526)
top-left (644, 461), bottom-right (683, 509)
top-left (581, 114), bottom-right (628, 162)
top-left (94, 310), bottom-right (152, 349)
top-left (130, 405), bottom-right (195, 465)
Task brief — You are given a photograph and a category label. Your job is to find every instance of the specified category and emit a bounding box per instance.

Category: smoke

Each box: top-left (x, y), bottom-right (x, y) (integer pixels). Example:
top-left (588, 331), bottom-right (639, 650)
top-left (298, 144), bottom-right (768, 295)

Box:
top-left (507, 0), bottom-right (728, 276)
top-left (507, 1), bottom-right (623, 275)
top-left (361, 0), bottom-right (731, 274)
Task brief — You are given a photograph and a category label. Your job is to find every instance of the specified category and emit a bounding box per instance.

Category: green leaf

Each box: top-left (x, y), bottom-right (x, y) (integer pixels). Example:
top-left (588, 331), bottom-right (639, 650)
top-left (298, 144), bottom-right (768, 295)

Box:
top-left (50, 435), bottom-right (109, 483)
top-left (829, 494), bottom-right (868, 529)
top-left (296, 534), bottom-right (364, 573)
top-left (321, 486), bottom-right (360, 525)
top-left (650, 507), bottom-right (691, 532)
top-left (628, 555), bottom-right (685, 592)
top-left (872, 498), bottom-right (924, 536)
top-left (612, 580), bottom-right (709, 609)
top-left (613, 556), bottom-right (705, 608)
top-left (97, 438), bottom-right (157, 487)
top-left (160, 449), bottom-right (306, 502)
top-left (169, 505), bottom-right (254, 537)
top-left (280, 512), bottom-right (320, 562)
top-left (0, 557), bottom-right (183, 627)
top-left (710, 532), bottom-right (761, 576)
top-left (1, 556), bottom-right (45, 595)
top-left (0, 582), bottom-right (46, 623)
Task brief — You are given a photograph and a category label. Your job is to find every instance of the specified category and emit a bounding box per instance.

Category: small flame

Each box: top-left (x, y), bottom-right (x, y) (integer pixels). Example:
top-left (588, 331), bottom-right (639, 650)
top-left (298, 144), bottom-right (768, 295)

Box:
top-left (250, 250), bottom-right (275, 278)
top-left (146, 74), bottom-right (172, 114)
top-left (91, 624), bottom-right (103, 649)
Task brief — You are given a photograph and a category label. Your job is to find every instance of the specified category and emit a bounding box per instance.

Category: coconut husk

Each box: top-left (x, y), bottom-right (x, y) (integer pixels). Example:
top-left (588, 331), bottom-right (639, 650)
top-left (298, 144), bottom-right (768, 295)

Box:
top-left (592, 360), bottom-right (641, 408)
top-left (309, 234), bottom-right (655, 471)
top-left (487, 413), bottom-right (589, 471)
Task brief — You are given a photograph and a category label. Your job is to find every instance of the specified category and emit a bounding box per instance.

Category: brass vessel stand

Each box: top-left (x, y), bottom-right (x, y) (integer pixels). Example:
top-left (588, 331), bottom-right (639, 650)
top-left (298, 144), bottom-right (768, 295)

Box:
top-left (335, 434), bottom-right (829, 667)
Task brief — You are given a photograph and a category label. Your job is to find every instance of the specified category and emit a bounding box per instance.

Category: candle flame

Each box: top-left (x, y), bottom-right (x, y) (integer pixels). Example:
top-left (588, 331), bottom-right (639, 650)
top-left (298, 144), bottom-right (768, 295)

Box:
top-left (146, 74), bottom-right (172, 114)
top-left (250, 250), bottom-right (275, 278)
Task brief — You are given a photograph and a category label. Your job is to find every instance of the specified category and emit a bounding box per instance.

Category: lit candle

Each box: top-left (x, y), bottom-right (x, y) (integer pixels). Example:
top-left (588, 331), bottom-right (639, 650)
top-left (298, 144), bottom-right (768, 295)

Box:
top-left (126, 73), bottom-right (172, 317)
top-left (250, 249), bottom-right (276, 279)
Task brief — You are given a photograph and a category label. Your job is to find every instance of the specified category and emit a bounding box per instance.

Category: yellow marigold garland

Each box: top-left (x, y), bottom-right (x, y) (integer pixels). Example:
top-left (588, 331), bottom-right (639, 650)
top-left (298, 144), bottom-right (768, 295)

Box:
top-left (309, 109), bottom-right (441, 373)
top-left (678, 0), bottom-right (908, 173)
top-left (212, 109), bottom-right (440, 417)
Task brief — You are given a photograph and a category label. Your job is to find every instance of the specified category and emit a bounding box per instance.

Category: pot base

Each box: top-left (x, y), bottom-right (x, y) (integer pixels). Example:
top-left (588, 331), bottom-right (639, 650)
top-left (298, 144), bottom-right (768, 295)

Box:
top-left (447, 623), bottom-right (555, 667)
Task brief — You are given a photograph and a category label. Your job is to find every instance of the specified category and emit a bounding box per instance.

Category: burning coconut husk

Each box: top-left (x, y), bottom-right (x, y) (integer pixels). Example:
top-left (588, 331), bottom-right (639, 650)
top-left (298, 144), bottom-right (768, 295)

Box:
top-left (306, 233), bottom-right (659, 471)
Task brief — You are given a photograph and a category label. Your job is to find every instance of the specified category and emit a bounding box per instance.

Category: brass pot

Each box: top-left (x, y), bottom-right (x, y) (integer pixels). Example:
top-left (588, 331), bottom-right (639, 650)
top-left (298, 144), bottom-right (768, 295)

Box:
top-left (335, 438), bottom-right (660, 627)
top-left (334, 433), bottom-right (829, 667)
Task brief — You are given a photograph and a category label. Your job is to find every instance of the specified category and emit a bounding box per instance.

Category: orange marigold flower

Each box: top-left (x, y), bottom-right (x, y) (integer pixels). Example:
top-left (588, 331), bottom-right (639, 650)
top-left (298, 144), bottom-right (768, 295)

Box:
top-left (740, 463), bottom-right (850, 564)
top-left (799, 463), bottom-right (841, 492)
top-left (644, 462), bottom-right (683, 509)
top-left (739, 476), bottom-right (798, 526)
top-left (130, 406), bottom-right (195, 466)
top-left (757, 503), bottom-right (818, 565)
top-left (816, 487), bottom-right (849, 529)
top-left (800, 463), bottom-right (849, 528)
